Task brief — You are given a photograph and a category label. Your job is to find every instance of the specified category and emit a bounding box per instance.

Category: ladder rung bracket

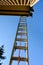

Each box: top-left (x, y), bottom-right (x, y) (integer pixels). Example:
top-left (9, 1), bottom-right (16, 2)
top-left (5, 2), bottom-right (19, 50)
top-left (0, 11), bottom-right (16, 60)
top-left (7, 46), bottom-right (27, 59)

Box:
top-left (12, 57), bottom-right (28, 61)
top-left (16, 38), bottom-right (27, 42)
top-left (14, 46), bottom-right (28, 50)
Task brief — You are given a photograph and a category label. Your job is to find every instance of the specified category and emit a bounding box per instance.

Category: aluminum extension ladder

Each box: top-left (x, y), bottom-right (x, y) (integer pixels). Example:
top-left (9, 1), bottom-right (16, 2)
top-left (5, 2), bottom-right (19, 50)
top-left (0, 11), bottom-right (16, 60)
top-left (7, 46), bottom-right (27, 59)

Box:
top-left (9, 16), bottom-right (29, 65)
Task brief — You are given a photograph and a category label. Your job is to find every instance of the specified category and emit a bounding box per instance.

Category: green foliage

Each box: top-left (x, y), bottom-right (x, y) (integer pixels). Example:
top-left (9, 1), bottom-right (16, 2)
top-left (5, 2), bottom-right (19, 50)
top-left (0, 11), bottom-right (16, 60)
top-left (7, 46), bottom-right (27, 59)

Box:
top-left (0, 45), bottom-right (5, 65)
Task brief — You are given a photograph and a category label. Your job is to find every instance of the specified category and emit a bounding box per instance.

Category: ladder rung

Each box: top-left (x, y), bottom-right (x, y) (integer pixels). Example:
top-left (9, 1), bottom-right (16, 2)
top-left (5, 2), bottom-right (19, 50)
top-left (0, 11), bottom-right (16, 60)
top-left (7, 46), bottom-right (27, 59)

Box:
top-left (20, 21), bottom-right (26, 22)
top-left (14, 46), bottom-right (28, 50)
top-left (16, 38), bottom-right (27, 42)
top-left (20, 21), bottom-right (26, 25)
top-left (12, 57), bottom-right (28, 61)
top-left (19, 24), bottom-right (26, 27)
top-left (18, 28), bottom-right (26, 31)
top-left (19, 26), bottom-right (26, 29)
top-left (17, 33), bottom-right (27, 36)
top-left (19, 22), bottom-right (26, 24)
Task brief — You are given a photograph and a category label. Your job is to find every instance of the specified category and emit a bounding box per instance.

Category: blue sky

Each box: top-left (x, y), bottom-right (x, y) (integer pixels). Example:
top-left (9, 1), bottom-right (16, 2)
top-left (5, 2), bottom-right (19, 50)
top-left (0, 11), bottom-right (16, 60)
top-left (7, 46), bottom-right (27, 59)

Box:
top-left (0, 0), bottom-right (43, 65)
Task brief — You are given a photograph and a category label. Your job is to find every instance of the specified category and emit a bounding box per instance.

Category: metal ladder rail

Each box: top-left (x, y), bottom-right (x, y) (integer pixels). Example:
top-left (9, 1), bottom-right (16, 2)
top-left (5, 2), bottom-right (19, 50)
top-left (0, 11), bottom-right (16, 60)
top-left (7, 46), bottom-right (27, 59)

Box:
top-left (9, 16), bottom-right (29, 65)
